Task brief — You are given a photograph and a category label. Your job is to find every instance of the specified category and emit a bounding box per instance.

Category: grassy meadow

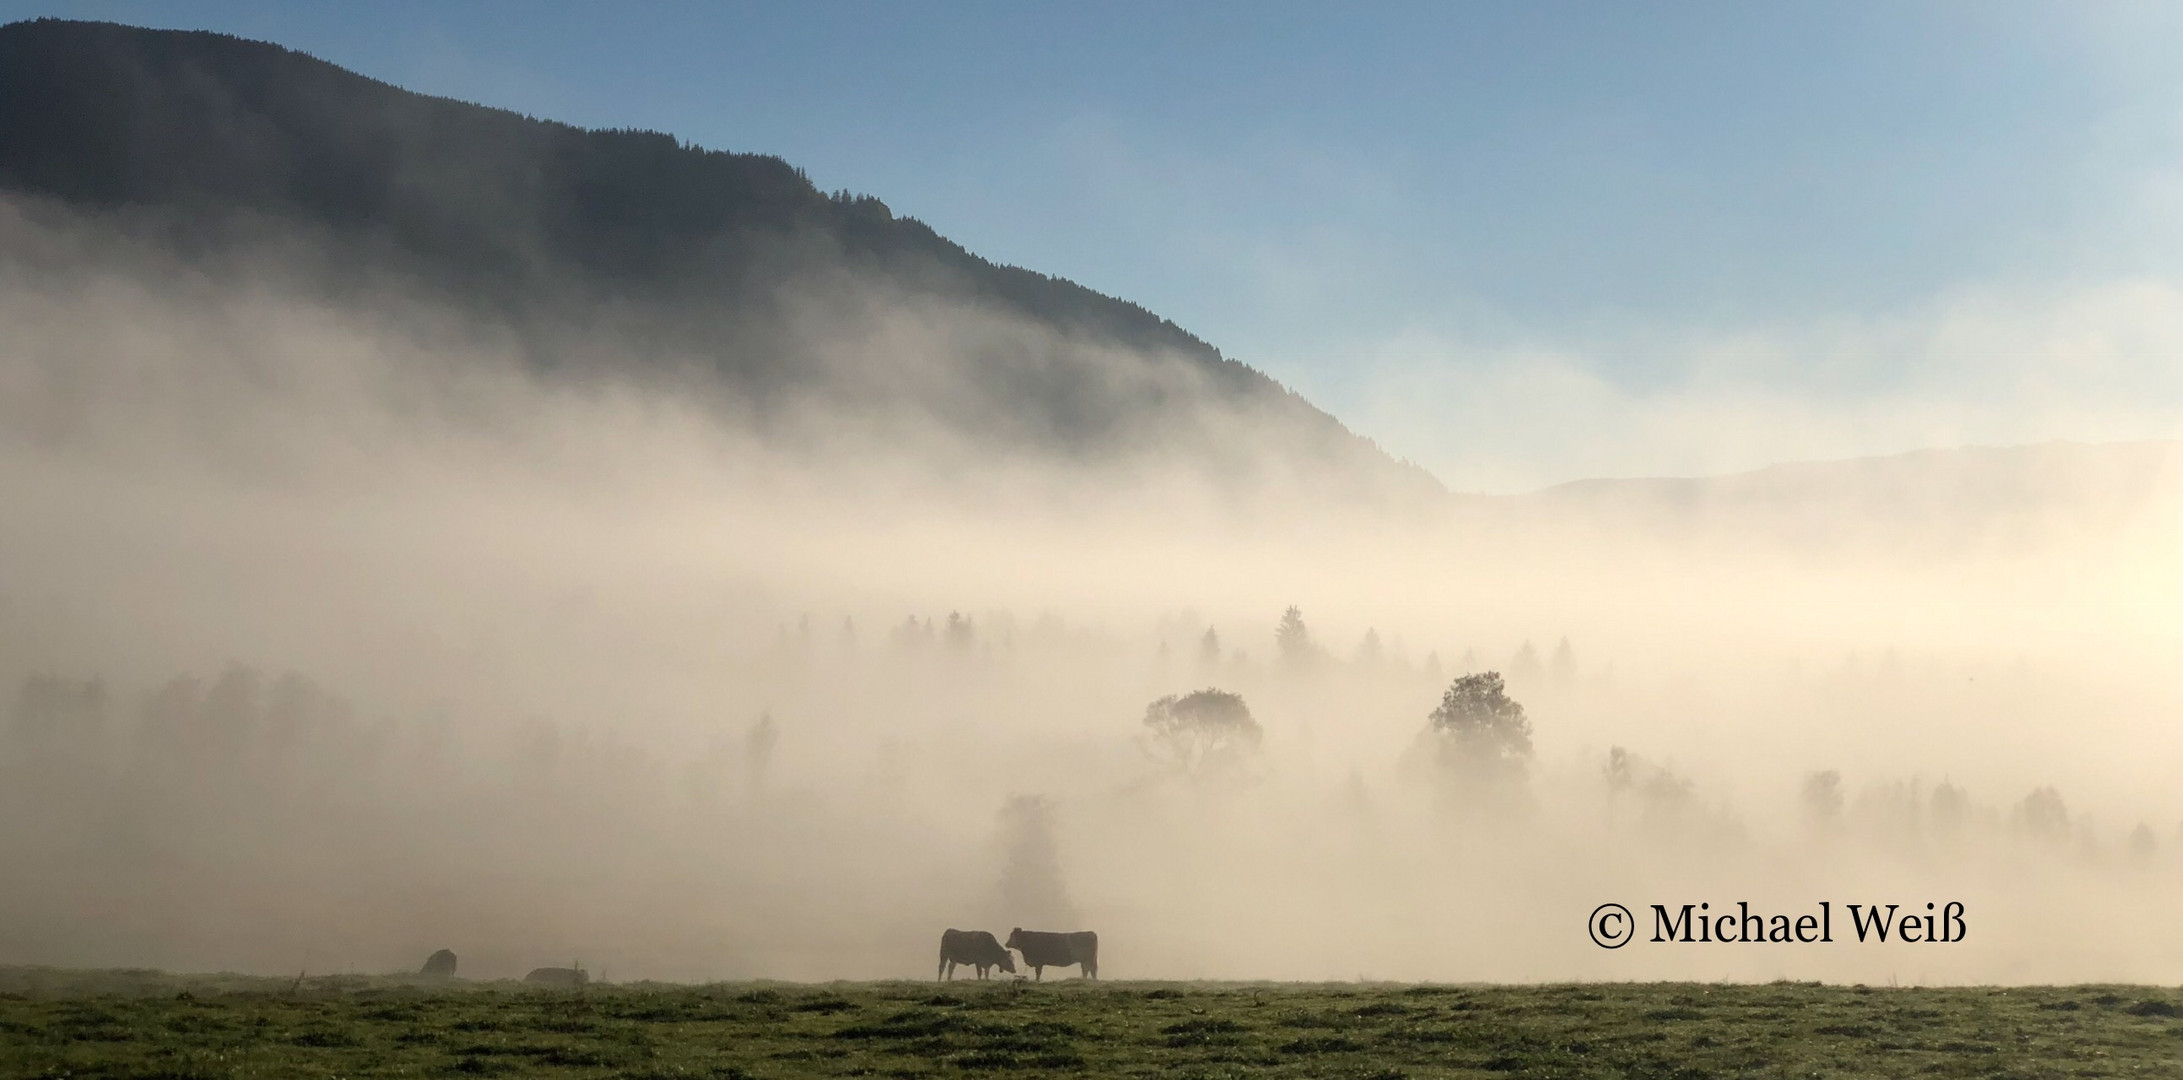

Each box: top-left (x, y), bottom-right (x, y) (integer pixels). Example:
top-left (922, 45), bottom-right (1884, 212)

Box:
top-left (4, 967), bottom-right (2183, 1078)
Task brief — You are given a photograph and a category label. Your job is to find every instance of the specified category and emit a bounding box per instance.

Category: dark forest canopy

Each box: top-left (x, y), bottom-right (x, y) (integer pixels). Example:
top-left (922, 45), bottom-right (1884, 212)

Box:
top-left (0, 18), bottom-right (1440, 497)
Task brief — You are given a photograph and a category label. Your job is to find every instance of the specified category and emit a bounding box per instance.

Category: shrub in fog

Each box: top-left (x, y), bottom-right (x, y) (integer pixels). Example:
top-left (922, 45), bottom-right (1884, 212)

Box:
top-left (1141, 688), bottom-right (1262, 773)
top-left (2130, 823), bottom-right (2158, 862)
top-left (2013, 786), bottom-right (2070, 843)
top-left (1604, 745), bottom-right (1695, 822)
top-left (745, 712), bottom-right (778, 792)
top-left (1507, 641), bottom-right (1542, 684)
top-left (1549, 637), bottom-right (1577, 686)
top-left (1196, 627), bottom-right (1222, 670)
top-left (944, 611), bottom-right (976, 654)
top-left (1800, 770), bottom-right (1843, 832)
top-left (994, 794), bottom-right (1077, 928)
top-left (1274, 606), bottom-right (1322, 671)
top-left (1354, 628), bottom-right (1384, 668)
top-left (1424, 671), bottom-right (1533, 786)
top-left (1929, 779), bottom-right (1969, 841)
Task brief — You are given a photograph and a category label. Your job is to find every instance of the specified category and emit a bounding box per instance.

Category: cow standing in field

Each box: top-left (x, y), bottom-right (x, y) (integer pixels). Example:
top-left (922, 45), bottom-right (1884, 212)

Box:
top-left (937, 928), bottom-right (1017, 980)
top-left (1005, 928), bottom-right (1097, 980)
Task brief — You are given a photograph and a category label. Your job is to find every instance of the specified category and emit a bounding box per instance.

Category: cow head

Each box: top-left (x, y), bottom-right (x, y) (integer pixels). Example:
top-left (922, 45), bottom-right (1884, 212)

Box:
top-left (1005, 928), bottom-right (1023, 951)
top-left (995, 950), bottom-right (1017, 973)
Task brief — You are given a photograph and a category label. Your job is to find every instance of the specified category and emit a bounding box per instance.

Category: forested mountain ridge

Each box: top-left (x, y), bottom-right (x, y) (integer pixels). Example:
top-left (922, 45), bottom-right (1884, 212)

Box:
top-left (0, 18), bottom-right (1438, 495)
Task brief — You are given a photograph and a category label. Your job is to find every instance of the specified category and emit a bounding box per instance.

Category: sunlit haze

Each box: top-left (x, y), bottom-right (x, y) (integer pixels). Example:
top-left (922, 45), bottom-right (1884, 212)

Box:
top-left (3, 9), bottom-right (2182, 992)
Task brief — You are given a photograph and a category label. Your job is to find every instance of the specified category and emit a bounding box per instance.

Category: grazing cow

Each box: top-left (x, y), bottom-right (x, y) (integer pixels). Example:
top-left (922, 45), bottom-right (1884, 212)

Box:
top-left (419, 949), bottom-right (457, 977)
top-left (523, 966), bottom-right (589, 988)
top-left (1004, 928), bottom-right (1098, 980)
top-left (937, 928), bottom-right (1017, 980)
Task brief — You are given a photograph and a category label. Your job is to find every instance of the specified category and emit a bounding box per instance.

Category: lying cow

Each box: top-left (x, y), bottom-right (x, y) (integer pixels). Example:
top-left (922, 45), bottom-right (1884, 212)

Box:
top-left (937, 928), bottom-right (1017, 980)
top-left (1005, 928), bottom-right (1097, 980)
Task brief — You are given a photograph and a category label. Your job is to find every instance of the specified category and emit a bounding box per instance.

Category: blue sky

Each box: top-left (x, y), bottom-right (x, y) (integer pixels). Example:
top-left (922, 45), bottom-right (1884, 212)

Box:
top-left (11, 1), bottom-right (2183, 489)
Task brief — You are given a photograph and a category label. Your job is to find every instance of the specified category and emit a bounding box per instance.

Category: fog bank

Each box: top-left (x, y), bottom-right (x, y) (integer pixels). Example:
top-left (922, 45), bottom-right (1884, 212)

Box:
top-left (5, 201), bottom-right (2183, 984)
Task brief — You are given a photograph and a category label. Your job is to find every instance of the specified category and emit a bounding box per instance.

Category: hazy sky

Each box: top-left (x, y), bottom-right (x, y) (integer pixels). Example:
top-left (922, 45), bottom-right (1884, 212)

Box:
top-left (10, 1), bottom-right (2183, 489)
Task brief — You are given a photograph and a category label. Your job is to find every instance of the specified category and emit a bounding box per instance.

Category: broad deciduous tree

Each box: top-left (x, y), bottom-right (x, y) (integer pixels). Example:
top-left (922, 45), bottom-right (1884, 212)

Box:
top-left (1142, 688), bottom-right (1262, 773)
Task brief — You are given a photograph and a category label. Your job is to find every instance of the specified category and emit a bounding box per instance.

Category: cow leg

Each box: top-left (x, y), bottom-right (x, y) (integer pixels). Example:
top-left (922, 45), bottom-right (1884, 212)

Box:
top-left (1033, 966), bottom-right (1043, 981)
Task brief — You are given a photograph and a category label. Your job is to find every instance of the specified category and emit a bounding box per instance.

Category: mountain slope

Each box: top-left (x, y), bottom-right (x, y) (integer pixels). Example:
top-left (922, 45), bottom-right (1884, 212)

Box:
top-left (0, 17), bottom-right (1438, 497)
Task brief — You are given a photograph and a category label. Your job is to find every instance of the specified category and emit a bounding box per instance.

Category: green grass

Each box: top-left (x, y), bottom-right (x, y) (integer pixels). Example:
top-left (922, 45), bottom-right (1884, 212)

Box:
top-left (4, 967), bottom-right (2183, 1078)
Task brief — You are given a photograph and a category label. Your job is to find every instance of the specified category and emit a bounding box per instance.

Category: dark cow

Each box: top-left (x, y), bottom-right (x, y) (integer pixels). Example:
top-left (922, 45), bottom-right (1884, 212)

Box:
top-left (523, 966), bottom-right (589, 988)
top-left (1004, 928), bottom-right (1098, 980)
top-left (937, 928), bottom-right (1017, 980)
top-left (419, 949), bottom-right (457, 977)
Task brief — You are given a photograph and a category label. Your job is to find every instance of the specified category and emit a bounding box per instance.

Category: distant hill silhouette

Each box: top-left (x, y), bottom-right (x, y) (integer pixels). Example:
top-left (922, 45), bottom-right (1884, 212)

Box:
top-left (0, 17), bottom-right (1439, 496)
top-left (1515, 439), bottom-right (2183, 556)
